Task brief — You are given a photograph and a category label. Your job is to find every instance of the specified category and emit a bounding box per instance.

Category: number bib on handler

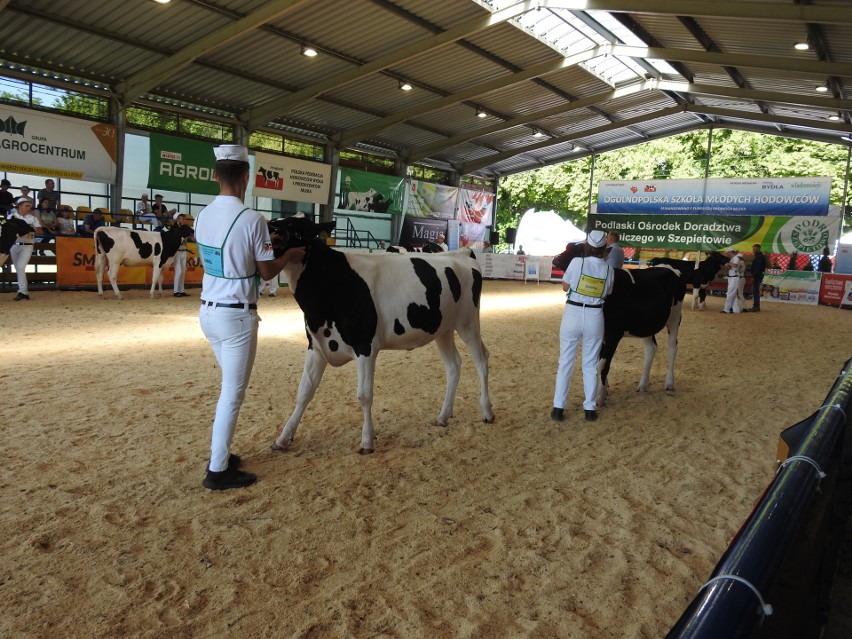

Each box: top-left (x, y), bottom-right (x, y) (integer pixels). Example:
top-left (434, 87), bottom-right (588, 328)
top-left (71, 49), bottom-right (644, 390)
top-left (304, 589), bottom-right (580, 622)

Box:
top-left (575, 272), bottom-right (606, 298)
top-left (196, 207), bottom-right (255, 280)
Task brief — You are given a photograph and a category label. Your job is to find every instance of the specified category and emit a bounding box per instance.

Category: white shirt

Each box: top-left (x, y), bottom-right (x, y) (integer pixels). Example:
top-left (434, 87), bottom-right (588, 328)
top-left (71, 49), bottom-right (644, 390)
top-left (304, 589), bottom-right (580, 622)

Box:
top-left (563, 255), bottom-right (614, 305)
top-left (195, 195), bottom-right (273, 304)
top-left (728, 254), bottom-right (745, 277)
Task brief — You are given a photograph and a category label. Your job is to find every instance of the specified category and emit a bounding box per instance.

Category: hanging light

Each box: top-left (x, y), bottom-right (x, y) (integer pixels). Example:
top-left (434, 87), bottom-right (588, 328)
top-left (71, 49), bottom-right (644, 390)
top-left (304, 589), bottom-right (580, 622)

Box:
top-left (793, 41), bottom-right (809, 51)
top-left (301, 44), bottom-right (318, 57)
top-left (399, 80), bottom-right (413, 91)
top-left (533, 129), bottom-right (545, 138)
top-left (828, 113), bottom-right (841, 121)
top-left (476, 108), bottom-right (488, 118)
top-left (815, 85), bottom-right (829, 93)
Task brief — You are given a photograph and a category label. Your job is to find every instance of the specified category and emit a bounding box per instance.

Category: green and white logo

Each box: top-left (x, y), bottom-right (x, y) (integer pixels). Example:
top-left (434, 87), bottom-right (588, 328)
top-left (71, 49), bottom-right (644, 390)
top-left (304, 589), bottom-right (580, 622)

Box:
top-left (790, 219), bottom-right (830, 252)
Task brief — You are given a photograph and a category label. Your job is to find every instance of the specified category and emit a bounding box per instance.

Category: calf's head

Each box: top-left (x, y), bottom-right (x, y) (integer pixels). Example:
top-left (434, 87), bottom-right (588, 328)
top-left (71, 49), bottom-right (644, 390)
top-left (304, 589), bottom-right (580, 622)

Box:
top-left (268, 215), bottom-right (336, 257)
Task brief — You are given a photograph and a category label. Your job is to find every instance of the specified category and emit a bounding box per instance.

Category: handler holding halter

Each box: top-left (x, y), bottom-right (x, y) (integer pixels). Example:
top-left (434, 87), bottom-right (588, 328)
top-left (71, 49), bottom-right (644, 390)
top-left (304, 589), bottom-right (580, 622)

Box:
top-left (195, 144), bottom-right (304, 490)
top-left (551, 230), bottom-right (614, 423)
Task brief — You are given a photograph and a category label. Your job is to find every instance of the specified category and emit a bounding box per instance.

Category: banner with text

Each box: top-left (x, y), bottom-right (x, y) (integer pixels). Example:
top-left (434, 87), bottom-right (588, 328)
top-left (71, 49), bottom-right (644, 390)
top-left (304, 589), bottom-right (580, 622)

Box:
top-left (148, 134), bottom-right (218, 195)
top-left (0, 104), bottom-right (117, 182)
top-left (589, 213), bottom-right (842, 253)
top-left (597, 177), bottom-right (831, 216)
top-left (253, 152), bottom-right (331, 204)
top-left (762, 270), bottom-right (821, 305)
top-left (404, 179), bottom-right (459, 219)
top-left (337, 168), bottom-right (405, 215)
top-left (819, 273), bottom-right (852, 309)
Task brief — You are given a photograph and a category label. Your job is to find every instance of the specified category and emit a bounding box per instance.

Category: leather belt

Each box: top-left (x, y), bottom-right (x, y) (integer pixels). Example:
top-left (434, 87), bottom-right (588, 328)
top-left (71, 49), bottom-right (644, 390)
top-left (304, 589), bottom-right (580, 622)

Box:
top-left (728, 275), bottom-right (740, 278)
top-left (15, 242), bottom-right (34, 246)
top-left (567, 300), bottom-right (603, 308)
top-left (201, 300), bottom-right (257, 310)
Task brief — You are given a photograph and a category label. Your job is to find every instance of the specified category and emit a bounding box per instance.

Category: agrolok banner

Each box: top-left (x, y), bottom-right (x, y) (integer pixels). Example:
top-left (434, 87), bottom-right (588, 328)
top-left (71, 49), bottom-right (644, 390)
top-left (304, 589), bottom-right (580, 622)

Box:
top-left (148, 133), bottom-right (218, 195)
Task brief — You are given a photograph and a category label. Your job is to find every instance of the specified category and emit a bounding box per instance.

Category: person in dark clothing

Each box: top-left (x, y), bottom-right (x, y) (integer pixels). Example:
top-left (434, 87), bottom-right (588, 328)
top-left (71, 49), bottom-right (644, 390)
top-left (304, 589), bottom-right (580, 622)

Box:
top-left (0, 179), bottom-right (14, 216)
top-left (747, 244), bottom-right (767, 313)
top-left (818, 247), bottom-right (833, 273)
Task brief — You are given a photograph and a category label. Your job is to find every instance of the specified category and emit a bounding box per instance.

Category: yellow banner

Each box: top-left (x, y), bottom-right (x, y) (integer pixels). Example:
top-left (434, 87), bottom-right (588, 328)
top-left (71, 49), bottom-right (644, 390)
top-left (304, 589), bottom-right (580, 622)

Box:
top-left (56, 237), bottom-right (203, 287)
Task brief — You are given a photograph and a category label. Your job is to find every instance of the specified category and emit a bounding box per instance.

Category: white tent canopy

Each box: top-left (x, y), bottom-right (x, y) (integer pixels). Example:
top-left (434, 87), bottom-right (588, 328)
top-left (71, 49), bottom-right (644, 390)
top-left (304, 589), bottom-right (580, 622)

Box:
top-left (515, 209), bottom-right (586, 256)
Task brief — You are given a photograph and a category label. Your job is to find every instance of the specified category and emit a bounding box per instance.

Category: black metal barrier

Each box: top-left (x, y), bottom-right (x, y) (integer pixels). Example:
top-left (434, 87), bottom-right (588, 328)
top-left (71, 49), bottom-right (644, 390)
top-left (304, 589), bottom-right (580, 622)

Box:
top-left (667, 357), bottom-right (852, 639)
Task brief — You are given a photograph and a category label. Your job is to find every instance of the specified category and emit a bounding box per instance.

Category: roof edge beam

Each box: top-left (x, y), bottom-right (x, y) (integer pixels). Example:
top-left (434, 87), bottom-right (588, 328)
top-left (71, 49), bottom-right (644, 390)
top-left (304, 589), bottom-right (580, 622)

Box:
top-left (686, 104), bottom-right (852, 135)
top-left (658, 81), bottom-right (852, 111)
top-left (117, 0), bottom-right (311, 104)
top-left (406, 80), bottom-right (657, 164)
top-left (243, 0), bottom-right (541, 130)
top-left (333, 45), bottom-right (608, 148)
top-left (458, 104), bottom-right (686, 174)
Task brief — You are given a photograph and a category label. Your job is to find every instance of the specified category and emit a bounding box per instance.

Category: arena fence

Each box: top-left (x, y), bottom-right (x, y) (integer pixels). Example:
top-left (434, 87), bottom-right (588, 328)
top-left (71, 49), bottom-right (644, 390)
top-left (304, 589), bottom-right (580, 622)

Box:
top-left (667, 357), bottom-right (852, 638)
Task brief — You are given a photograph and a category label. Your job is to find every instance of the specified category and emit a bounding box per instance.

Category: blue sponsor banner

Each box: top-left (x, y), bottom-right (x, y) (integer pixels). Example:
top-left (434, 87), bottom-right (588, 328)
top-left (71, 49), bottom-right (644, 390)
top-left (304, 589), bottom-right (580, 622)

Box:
top-left (597, 177), bottom-right (831, 216)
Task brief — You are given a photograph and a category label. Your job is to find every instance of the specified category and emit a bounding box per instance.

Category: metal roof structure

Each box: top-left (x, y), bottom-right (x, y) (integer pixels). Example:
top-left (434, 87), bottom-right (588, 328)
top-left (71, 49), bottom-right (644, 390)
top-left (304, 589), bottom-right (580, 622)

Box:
top-left (2, 0), bottom-right (852, 180)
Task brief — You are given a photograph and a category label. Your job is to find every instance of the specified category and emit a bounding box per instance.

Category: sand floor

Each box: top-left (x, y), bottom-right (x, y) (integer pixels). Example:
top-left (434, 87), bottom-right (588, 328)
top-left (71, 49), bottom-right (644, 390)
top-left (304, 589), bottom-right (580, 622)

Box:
top-left (1, 281), bottom-right (849, 638)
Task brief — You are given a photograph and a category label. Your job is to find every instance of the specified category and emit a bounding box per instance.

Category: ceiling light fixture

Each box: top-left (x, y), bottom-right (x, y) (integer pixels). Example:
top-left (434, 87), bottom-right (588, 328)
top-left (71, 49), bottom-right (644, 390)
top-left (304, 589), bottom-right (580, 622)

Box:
top-left (476, 108), bottom-right (488, 118)
top-left (301, 44), bottom-right (318, 57)
top-left (816, 85), bottom-right (829, 93)
top-left (533, 130), bottom-right (545, 138)
top-left (829, 113), bottom-right (842, 121)
top-left (399, 80), bottom-right (413, 91)
top-left (794, 41), bottom-right (809, 51)
top-left (151, 0), bottom-right (172, 4)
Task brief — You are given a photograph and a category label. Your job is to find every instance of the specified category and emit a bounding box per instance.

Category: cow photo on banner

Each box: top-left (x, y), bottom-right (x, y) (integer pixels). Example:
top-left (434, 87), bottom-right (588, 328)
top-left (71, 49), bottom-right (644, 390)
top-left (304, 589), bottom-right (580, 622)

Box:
top-left (336, 167), bottom-right (405, 215)
top-left (456, 187), bottom-right (494, 250)
top-left (252, 151), bottom-right (331, 205)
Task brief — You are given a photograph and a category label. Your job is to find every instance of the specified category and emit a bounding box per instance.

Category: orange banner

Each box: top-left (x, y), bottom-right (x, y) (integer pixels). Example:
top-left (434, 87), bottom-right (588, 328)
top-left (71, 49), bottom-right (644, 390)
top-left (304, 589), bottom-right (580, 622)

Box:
top-left (56, 237), bottom-right (203, 288)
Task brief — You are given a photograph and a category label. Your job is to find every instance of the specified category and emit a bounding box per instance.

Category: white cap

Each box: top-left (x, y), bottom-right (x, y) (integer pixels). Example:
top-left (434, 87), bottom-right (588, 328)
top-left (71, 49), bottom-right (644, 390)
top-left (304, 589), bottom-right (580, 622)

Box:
top-left (587, 229), bottom-right (607, 248)
top-left (173, 211), bottom-right (182, 220)
top-left (15, 196), bottom-right (31, 206)
top-left (214, 144), bottom-right (249, 162)
top-left (725, 247), bottom-right (737, 253)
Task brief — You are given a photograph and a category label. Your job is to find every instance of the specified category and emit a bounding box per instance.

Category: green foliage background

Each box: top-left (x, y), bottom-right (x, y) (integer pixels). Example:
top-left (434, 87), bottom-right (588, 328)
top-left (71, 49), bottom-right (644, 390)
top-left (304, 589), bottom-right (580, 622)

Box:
top-left (495, 130), bottom-right (851, 246)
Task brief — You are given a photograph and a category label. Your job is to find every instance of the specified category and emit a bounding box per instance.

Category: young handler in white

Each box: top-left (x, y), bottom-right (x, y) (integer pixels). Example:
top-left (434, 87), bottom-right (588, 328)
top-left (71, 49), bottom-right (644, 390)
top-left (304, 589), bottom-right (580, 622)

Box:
top-left (9, 197), bottom-right (42, 301)
top-left (171, 212), bottom-right (192, 297)
top-left (551, 230), bottom-right (614, 422)
top-left (195, 144), bottom-right (304, 490)
top-left (722, 248), bottom-right (745, 314)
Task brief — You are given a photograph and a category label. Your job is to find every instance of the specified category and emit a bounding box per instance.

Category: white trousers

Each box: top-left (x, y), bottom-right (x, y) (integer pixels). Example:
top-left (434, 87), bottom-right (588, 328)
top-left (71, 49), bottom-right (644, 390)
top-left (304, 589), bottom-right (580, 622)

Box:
top-left (173, 250), bottom-right (187, 293)
top-left (200, 306), bottom-right (259, 472)
top-left (724, 277), bottom-right (741, 313)
top-left (553, 305), bottom-right (604, 411)
top-left (263, 278), bottom-right (278, 295)
top-left (9, 242), bottom-right (34, 295)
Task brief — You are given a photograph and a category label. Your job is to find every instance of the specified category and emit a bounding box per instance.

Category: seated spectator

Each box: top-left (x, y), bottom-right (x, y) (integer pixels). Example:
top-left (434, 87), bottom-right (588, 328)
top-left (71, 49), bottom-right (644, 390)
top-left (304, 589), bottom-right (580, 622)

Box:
top-left (78, 209), bottom-right (106, 237)
top-left (55, 207), bottom-right (76, 236)
top-left (818, 247), bottom-right (833, 273)
top-left (135, 193), bottom-right (158, 228)
top-left (18, 185), bottom-right (35, 207)
top-left (37, 178), bottom-right (60, 210)
top-left (0, 179), bottom-right (13, 217)
top-left (36, 198), bottom-right (60, 245)
top-left (151, 194), bottom-right (175, 227)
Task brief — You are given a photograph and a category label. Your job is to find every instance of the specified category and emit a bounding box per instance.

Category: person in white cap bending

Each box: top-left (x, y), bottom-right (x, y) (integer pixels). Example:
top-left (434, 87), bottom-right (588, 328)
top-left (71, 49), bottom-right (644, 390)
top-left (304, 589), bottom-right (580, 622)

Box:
top-left (551, 229), bottom-right (614, 423)
top-left (8, 197), bottom-right (42, 301)
top-left (721, 248), bottom-right (745, 314)
top-left (195, 144), bottom-right (305, 490)
top-left (171, 212), bottom-right (193, 297)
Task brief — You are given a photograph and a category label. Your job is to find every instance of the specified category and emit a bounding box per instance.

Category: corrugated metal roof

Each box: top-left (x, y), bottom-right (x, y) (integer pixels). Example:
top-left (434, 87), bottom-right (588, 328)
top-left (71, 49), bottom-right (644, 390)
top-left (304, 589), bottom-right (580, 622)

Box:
top-left (1, 0), bottom-right (852, 179)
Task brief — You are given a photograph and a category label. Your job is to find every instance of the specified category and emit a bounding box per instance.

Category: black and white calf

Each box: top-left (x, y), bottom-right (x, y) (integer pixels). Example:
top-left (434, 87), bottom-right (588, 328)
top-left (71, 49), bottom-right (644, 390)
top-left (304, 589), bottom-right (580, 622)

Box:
top-left (0, 217), bottom-right (35, 266)
top-left (386, 241), bottom-right (444, 254)
top-left (555, 244), bottom-right (727, 404)
top-left (268, 215), bottom-right (494, 454)
top-left (649, 255), bottom-right (722, 311)
top-left (94, 225), bottom-right (194, 299)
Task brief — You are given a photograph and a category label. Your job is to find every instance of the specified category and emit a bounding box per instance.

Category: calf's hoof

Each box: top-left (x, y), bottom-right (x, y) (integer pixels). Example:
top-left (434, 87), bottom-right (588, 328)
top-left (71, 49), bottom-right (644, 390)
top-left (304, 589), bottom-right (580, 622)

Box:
top-left (270, 439), bottom-right (292, 451)
top-left (358, 446), bottom-right (375, 455)
top-left (483, 414), bottom-right (495, 424)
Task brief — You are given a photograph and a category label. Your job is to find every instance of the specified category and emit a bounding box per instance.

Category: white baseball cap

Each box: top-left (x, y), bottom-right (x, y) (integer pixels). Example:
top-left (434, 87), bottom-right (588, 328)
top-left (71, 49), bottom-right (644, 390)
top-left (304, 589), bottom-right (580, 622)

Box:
top-left (15, 196), bottom-right (31, 206)
top-left (587, 229), bottom-right (607, 248)
top-left (214, 145), bottom-right (249, 162)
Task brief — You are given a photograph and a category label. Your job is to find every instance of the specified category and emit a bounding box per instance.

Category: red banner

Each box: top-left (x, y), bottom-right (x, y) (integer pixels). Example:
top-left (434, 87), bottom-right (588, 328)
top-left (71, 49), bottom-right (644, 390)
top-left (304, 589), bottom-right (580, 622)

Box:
top-left (819, 273), bottom-right (852, 309)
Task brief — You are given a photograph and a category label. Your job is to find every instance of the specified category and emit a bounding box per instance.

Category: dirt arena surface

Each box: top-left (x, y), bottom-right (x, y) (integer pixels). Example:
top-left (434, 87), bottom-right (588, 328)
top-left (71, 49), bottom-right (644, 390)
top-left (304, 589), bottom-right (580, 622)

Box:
top-left (1, 281), bottom-right (849, 638)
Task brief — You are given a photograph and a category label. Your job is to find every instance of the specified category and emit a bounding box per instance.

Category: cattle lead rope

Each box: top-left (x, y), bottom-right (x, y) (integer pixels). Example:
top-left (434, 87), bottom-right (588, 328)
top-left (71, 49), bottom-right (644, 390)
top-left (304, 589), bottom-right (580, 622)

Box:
top-left (698, 574), bottom-right (774, 619)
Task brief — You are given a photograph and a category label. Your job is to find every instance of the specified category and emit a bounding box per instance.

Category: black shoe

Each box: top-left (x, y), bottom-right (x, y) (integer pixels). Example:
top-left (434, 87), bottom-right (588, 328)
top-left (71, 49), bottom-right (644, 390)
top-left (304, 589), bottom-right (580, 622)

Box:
top-left (268, 293), bottom-right (276, 297)
top-left (550, 407), bottom-right (564, 422)
top-left (13, 293), bottom-right (29, 301)
top-left (203, 466), bottom-right (256, 490)
top-left (720, 310), bottom-right (730, 314)
top-left (742, 308), bottom-right (750, 313)
top-left (205, 453), bottom-right (241, 472)
top-left (173, 292), bottom-right (190, 297)
top-left (752, 308), bottom-right (760, 312)
top-left (584, 410), bottom-right (598, 422)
